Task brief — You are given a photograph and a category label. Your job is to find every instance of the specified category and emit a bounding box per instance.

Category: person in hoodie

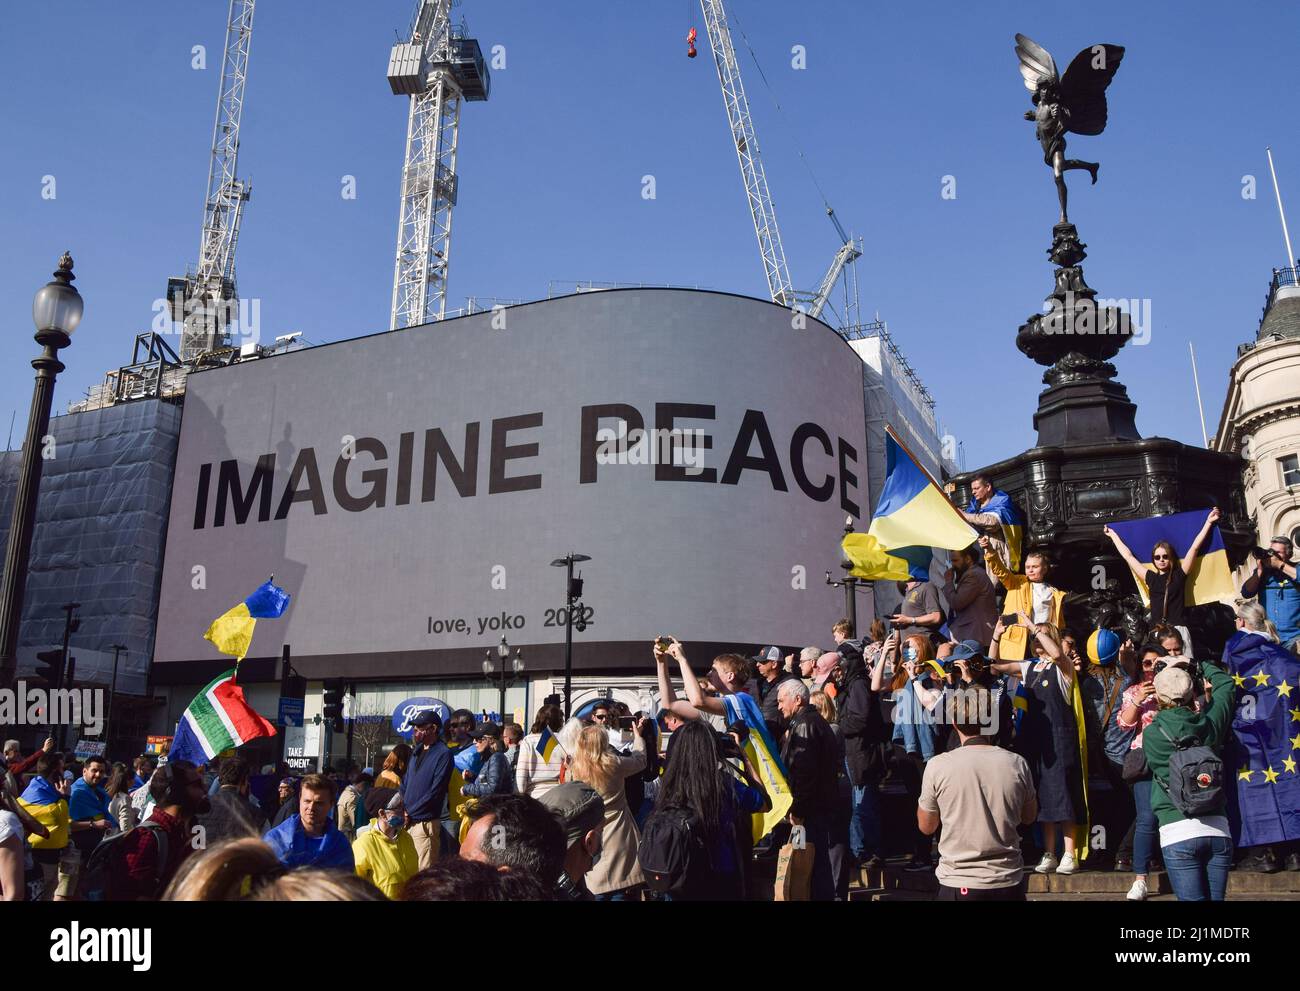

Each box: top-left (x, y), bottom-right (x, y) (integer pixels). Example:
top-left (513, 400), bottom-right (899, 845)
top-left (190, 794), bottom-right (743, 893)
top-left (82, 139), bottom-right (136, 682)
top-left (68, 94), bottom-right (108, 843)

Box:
top-left (263, 773), bottom-right (354, 871)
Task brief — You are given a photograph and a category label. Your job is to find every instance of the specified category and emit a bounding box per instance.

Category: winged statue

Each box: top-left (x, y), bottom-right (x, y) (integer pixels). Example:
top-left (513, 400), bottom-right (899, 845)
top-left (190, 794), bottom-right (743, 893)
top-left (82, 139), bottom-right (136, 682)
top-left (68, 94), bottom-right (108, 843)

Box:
top-left (1015, 34), bottom-right (1124, 224)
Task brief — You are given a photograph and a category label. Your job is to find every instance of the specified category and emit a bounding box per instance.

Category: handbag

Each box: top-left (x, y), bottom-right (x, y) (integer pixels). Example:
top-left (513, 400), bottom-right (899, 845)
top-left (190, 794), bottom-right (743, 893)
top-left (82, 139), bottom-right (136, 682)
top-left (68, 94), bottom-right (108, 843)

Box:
top-left (774, 825), bottom-right (815, 901)
top-left (1121, 745), bottom-right (1150, 784)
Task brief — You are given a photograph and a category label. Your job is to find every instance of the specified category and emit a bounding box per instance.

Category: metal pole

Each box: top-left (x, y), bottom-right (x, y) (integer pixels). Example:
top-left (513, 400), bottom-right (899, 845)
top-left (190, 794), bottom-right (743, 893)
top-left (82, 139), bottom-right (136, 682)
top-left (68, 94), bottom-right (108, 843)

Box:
top-left (0, 342), bottom-right (66, 692)
top-left (564, 557), bottom-right (574, 720)
top-left (57, 603), bottom-right (79, 751)
top-left (105, 645), bottom-right (124, 756)
top-left (345, 681), bottom-right (355, 767)
top-left (1189, 342), bottom-right (1209, 448)
top-left (1267, 147), bottom-right (1297, 270)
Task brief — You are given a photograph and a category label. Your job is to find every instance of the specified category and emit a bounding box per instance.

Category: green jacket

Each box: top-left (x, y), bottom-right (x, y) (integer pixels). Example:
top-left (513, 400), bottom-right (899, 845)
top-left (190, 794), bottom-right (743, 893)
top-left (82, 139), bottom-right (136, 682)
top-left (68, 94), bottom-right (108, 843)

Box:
top-left (1144, 661), bottom-right (1235, 829)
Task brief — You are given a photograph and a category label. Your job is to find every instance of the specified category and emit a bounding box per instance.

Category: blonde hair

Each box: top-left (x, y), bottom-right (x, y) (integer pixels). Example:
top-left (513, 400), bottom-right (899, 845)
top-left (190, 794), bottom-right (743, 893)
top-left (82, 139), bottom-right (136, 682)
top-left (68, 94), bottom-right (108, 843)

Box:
top-left (571, 725), bottom-right (618, 794)
top-left (1031, 622), bottom-right (1065, 656)
top-left (164, 838), bottom-right (386, 901)
top-left (809, 690), bottom-right (836, 723)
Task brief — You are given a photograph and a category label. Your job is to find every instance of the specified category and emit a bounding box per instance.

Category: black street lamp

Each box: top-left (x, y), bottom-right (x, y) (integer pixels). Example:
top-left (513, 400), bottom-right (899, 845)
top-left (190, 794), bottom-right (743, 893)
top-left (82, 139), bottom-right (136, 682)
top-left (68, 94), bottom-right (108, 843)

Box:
top-left (482, 635), bottom-right (524, 723)
top-left (550, 552), bottom-right (590, 719)
top-left (825, 515), bottom-right (870, 637)
top-left (105, 644), bottom-right (127, 753)
top-left (0, 253), bottom-right (83, 692)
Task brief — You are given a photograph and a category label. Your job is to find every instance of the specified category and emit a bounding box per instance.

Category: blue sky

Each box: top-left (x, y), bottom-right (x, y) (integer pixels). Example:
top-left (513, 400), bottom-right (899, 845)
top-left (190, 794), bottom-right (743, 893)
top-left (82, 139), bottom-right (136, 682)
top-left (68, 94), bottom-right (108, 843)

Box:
top-left (1, 0), bottom-right (1296, 470)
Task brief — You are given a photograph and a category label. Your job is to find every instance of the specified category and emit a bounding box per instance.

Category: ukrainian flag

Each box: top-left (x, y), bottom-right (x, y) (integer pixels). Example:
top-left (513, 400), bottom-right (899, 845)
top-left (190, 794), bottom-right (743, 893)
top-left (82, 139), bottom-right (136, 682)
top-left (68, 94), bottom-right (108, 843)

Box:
top-left (204, 579), bottom-right (292, 661)
top-left (723, 692), bottom-right (793, 843)
top-left (843, 429), bottom-right (976, 581)
top-left (965, 489), bottom-right (1025, 571)
top-left (536, 725), bottom-right (558, 762)
top-left (1108, 510), bottom-right (1235, 607)
top-left (18, 776), bottom-right (70, 850)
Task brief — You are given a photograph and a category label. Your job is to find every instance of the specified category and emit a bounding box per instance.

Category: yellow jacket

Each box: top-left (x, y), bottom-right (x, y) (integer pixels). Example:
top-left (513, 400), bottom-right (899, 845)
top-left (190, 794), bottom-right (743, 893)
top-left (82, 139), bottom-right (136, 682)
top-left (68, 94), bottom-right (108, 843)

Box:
top-left (987, 553), bottom-right (1065, 660)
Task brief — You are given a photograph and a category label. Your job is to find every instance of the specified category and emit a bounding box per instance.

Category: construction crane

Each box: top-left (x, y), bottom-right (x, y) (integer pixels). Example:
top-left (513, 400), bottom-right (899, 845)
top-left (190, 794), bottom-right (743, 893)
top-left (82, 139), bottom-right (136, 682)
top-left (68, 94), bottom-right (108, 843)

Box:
top-left (697, 0), bottom-right (860, 322)
top-left (387, 0), bottom-right (490, 330)
top-left (169, 0), bottom-right (256, 363)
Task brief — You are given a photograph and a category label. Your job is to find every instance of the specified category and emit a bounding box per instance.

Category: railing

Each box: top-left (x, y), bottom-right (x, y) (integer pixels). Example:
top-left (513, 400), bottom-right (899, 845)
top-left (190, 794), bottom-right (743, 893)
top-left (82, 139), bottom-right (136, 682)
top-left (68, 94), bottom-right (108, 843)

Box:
top-left (1260, 264), bottom-right (1299, 331)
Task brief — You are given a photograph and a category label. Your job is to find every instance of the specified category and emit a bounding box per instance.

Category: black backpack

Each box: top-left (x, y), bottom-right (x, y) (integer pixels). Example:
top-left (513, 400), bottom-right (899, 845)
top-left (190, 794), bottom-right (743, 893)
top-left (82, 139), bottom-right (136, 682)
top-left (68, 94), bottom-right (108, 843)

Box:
top-left (81, 821), bottom-right (170, 901)
top-left (1155, 724), bottom-right (1224, 818)
top-left (637, 805), bottom-right (705, 896)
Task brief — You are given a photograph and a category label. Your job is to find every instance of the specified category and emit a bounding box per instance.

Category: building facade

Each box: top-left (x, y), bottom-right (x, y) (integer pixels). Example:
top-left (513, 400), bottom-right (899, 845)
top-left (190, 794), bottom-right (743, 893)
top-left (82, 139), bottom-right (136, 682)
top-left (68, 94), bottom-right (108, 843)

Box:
top-left (1214, 268), bottom-right (1300, 572)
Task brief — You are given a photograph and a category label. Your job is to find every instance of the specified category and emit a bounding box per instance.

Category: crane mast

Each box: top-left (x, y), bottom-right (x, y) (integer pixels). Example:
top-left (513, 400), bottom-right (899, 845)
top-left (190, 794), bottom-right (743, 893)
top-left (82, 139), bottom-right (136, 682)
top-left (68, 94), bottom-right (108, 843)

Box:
top-left (699, 0), bottom-right (794, 309)
top-left (175, 0), bottom-right (255, 362)
top-left (388, 0), bottom-right (489, 330)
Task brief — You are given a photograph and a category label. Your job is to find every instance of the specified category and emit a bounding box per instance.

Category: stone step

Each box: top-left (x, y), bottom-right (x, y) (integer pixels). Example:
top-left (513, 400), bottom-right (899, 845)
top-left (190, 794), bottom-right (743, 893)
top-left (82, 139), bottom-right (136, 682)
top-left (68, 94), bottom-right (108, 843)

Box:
top-left (867, 863), bottom-right (1300, 896)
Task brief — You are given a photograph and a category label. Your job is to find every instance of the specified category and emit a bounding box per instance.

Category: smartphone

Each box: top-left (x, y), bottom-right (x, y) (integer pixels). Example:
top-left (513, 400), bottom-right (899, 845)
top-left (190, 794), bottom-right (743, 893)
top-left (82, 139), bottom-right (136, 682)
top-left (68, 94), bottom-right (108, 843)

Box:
top-left (1000, 613), bottom-right (1018, 626)
top-left (655, 636), bottom-right (673, 652)
top-left (617, 716), bottom-right (635, 731)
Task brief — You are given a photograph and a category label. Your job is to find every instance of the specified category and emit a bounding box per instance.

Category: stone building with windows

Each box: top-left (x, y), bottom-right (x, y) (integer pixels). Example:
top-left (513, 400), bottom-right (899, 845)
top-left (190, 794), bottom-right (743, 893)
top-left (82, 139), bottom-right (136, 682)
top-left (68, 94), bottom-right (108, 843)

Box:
top-left (1214, 267), bottom-right (1300, 571)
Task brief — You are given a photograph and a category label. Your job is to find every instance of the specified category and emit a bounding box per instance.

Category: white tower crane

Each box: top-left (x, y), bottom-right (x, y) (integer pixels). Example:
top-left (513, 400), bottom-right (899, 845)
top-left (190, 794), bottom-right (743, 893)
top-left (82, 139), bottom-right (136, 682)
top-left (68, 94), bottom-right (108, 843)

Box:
top-left (171, 0), bottom-right (256, 362)
top-left (387, 0), bottom-right (490, 330)
top-left (698, 0), bottom-right (860, 322)
top-left (698, 0), bottom-right (793, 309)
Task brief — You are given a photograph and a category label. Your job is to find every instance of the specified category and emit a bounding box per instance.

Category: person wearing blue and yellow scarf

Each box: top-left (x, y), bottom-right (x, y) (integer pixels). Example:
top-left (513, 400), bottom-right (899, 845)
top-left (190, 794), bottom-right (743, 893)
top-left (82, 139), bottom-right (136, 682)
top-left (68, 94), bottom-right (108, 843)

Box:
top-left (962, 474), bottom-right (1025, 574)
top-left (18, 752), bottom-right (73, 900)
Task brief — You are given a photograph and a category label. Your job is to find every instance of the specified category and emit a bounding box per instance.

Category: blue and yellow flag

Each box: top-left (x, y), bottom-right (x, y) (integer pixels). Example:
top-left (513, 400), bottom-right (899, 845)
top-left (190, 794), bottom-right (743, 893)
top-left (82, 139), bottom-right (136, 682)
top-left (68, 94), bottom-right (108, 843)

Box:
top-left (1222, 631), bottom-right (1300, 847)
top-left (536, 725), bottom-right (558, 762)
top-left (204, 579), bottom-right (291, 661)
top-left (843, 430), bottom-right (976, 582)
top-left (723, 692), bottom-right (793, 843)
top-left (965, 489), bottom-right (1025, 571)
top-left (1108, 510), bottom-right (1234, 607)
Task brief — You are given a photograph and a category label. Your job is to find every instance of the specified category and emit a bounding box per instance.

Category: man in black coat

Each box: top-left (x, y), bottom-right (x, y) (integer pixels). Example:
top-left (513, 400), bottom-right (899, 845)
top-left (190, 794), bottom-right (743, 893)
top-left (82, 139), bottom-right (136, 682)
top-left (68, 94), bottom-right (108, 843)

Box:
top-left (777, 679), bottom-right (840, 901)
top-left (834, 641), bottom-right (888, 870)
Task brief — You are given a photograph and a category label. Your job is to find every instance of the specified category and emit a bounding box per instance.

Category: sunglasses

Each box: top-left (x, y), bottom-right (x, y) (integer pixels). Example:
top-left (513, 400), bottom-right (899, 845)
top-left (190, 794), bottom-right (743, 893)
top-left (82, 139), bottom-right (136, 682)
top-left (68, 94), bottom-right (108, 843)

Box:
top-left (1152, 554), bottom-right (1171, 561)
top-left (592, 713), bottom-right (608, 721)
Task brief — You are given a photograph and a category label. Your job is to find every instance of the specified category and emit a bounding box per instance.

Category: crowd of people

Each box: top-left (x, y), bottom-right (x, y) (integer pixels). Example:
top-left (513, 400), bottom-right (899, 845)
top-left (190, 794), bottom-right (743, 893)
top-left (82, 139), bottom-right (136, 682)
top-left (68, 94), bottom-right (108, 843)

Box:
top-left (1, 491), bottom-right (1297, 904)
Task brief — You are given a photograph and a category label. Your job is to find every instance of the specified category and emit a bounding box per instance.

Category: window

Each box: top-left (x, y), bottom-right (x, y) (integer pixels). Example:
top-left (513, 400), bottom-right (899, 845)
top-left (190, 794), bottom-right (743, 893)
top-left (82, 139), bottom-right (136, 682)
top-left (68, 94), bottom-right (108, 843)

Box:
top-left (1281, 454), bottom-right (1300, 488)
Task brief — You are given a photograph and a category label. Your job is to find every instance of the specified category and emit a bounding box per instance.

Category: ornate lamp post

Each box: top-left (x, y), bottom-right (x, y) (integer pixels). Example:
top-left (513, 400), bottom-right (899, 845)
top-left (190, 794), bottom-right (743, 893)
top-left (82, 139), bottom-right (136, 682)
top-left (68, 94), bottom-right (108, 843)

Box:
top-left (0, 254), bottom-right (83, 691)
top-left (825, 515), bottom-right (869, 636)
top-left (482, 635), bottom-right (524, 723)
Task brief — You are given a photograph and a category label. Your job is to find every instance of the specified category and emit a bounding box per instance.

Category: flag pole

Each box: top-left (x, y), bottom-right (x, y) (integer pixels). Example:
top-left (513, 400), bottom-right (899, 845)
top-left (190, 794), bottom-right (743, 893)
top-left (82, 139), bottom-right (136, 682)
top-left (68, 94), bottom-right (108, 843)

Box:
top-left (883, 424), bottom-right (976, 532)
top-left (1189, 341), bottom-right (1209, 447)
top-left (1267, 147), bottom-right (1297, 270)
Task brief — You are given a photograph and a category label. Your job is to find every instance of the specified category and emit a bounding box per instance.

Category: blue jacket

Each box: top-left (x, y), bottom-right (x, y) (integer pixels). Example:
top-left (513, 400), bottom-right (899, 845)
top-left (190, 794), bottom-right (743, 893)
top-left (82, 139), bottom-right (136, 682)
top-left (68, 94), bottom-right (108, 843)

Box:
top-left (460, 751), bottom-right (513, 797)
top-left (400, 740), bottom-right (452, 823)
top-left (891, 679), bottom-right (937, 761)
top-left (262, 814), bottom-right (354, 870)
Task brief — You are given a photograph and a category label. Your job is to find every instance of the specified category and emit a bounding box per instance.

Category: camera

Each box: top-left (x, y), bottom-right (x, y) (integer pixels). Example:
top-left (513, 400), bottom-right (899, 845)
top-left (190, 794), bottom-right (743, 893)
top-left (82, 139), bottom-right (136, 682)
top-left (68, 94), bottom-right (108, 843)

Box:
top-left (655, 636), bottom-right (673, 652)
top-left (1153, 657), bottom-right (1201, 681)
top-left (1251, 546), bottom-right (1273, 561)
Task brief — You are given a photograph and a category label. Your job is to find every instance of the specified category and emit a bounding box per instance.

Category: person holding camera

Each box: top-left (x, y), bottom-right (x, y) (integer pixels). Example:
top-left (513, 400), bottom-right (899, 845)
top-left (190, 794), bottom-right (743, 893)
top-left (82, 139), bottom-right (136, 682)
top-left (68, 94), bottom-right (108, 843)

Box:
top-left (1241, 535), bottom-right (1300, 653)
top-left (942, 544), bottom-right (998, 650)
top-left (1103, 508), bottom-right (1221, 655)
top-left (990, 614), bottom-right (1084, 875)
top-left (1114, 643), bottom-right (1166, 900)
top-left (1142, 657), bottom-right (1236, 900)
top-left (980, 536), bottom-right (1065, 660)
top-left (835, 638), bottom-right (890, 873)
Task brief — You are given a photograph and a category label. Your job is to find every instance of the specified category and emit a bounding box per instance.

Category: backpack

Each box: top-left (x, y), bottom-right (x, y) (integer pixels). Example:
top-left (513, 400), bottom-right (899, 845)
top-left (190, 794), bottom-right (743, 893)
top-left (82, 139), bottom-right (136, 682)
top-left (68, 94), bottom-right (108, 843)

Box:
top-left (637, 805), bottom-right (705, 896)
top-left (1154, 724), bottom-right (1224, 818)
top-left (81, 821), bottom-right (170, 901)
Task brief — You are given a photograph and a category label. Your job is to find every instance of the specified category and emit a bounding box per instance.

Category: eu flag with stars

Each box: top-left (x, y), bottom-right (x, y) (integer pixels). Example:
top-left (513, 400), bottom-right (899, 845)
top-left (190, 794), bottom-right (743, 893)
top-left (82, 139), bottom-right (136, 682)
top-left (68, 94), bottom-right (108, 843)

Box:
top-left (1222, 631), bottom-right (1300, 848)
